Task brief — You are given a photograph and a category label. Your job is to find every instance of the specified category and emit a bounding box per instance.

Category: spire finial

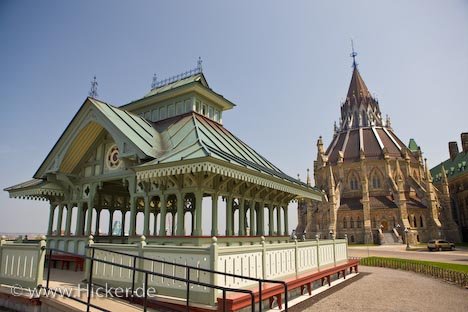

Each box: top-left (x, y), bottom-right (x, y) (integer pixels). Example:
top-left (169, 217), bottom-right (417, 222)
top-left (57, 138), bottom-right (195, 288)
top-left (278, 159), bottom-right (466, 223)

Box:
top-left (89, 76), bottom-right (98, 98)
top-left (350, 39), bottom-right (358, 69)
top-left (197, 56), bottom-right (203, 72)
top-left (151, 73), bottom-right (158, 89)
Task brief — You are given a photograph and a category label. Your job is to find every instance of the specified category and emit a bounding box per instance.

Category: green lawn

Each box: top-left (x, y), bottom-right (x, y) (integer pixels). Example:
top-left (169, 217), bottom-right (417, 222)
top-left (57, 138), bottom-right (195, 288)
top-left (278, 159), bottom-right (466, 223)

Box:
top-left (361, 256), bottom-right (468, 273)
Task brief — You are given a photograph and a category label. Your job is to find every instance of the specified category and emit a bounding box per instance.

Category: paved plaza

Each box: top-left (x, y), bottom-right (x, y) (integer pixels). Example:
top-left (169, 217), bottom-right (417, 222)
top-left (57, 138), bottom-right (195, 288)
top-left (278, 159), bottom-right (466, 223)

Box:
top-left (297, 266), bottom-right (468, 312)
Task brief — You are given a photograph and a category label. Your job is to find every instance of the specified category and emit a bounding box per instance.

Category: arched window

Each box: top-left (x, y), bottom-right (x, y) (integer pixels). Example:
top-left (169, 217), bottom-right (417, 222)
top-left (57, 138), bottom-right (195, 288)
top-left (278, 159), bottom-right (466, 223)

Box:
top-left (343, 217), bottom-right (347, 229)
top-left (419, 216), bottom-right (424, 228)
top-left (413, 216), bottom-right (417, 228)
top-left (350, 217), bottom-right (354, 228)
top-left (349, 171), bottom-right (360, 190)
top-left (370, 169), bottom-right (383, 189)
top-left (357, 216), bottom-right (361, 228)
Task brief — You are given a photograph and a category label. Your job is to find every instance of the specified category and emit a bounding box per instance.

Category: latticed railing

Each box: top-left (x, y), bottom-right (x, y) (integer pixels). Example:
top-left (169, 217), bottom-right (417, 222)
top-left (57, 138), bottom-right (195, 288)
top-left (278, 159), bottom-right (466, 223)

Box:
top-left (352, 256), bottom-right (468, 288)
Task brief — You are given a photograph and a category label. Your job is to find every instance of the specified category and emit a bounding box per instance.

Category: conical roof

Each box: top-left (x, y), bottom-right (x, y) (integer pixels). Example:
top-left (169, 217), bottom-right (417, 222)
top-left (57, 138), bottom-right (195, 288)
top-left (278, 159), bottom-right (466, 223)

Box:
top-left (346, 66), bottom-right (371, 100)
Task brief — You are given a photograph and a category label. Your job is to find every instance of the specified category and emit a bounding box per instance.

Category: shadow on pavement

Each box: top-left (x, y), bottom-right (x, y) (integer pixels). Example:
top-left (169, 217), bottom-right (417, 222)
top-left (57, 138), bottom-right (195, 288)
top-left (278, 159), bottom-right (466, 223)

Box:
top-left (288, 272), bottom-right (370, 312)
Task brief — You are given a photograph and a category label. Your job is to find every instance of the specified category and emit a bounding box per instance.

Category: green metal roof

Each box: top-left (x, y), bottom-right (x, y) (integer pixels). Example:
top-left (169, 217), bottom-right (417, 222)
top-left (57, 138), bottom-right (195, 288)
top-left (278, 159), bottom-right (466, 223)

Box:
top-left (138, 112), bottom-right (314, 188)
top-left (431, 151), bottom-right (468, 183)
top-left (89, 98), bottom-right (160, 158)
top-left (408, 138), bottom-right (420, 153)
top-left (4, 179), bottom-right (64, 198)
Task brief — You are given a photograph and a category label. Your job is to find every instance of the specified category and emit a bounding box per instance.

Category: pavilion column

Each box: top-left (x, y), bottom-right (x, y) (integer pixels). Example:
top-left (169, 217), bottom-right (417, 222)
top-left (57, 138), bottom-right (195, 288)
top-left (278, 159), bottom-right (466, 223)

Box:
top-left (56, 204), bottom-right (64, 236)
top-left (226, 196), bottom-right (233, 236)
top-left (129, 196), bottom-right (137, 236)
top-left (239, 198), bottom-right (245, 236)
top-left (268, 204), bottom-right (274, 236)
top-left (276, 204), bottom-right (282, 236)
top-left (283, 205), bottom-right (289, 236)
top-left (64, 203), bottom-right (73, 236)
top-left (95, 209), bottom-right (101, 235)
top-left (211, 194), bottom-right (219, 236)
top-left (194, 190), bottom-right (203, 236)
top-left (47, 203), bottom-right (56, 236)
top-left (153, 212), bottom-right (158, 236)
top-left (250, 201), bottom-right (256, 236)
top-left (76, 202), bottom-right (84, 236)
top-left (159, 194), bottom-right (167, 236)
top-left (108, 210), bottom-right (114, 236)
top-left (143, 195), bottom-right (151, 236)
top-left (121, 211), bottom-right (126, 236)
top-left (176, 192), bottom-right (185, 235)
top-left (258, 202), bottom-right (265, 236)
top-left (85, 195), bottom-right (95, 236)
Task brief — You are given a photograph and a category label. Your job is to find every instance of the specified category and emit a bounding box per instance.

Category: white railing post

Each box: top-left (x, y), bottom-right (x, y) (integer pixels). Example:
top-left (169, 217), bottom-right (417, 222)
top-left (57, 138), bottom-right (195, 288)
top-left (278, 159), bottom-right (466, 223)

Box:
top-left (85, 235), bottom-right (94, 280)
top-left (210, 236), bottom-right (218, 304)
top-left (315, 234), bottom-right (320, 271)
top-left (261, 236), bottom-right (266, 279)
top-left (345, 234), bottom-right (349, 260)
top-left (294, 237), bottom-right (299, 277)
top-left (0, 236), bottom-right (5, 258)
top-left (36, 236), bottom-right (47, 288)
top-left (138, 235), bottom-right (147, 287)
top-left (332, 234), bottom-right (336, 266)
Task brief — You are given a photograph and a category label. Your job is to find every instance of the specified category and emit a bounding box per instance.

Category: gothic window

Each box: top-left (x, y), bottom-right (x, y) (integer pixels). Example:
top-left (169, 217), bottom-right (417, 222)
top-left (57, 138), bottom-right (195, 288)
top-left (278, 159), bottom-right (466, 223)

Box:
top-left (357, 216), bottom-right (361, 228)
top-left (350, 217), bottom-right (354, 228)
top-left (343, 217), bottom-right (347, 229)
top-left (370, 169), bottom-right (383, 189)
top-left (413, 216), bottom-right (417, 228)
top-left (419, 216), bottom-right (424, 228)
top-left (349, 172), bottom-right (360, 190)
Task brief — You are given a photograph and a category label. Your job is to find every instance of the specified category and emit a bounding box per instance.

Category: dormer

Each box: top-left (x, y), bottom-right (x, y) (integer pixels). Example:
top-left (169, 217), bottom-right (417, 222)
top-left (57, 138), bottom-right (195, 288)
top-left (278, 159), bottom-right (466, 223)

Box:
top-left (120, 63), bottom-right (235, 124)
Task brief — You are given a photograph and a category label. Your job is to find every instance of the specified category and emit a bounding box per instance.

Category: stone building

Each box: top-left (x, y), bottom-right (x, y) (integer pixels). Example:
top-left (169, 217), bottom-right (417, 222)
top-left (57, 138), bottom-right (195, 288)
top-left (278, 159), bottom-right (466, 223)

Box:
top-left (297, 59), bottom-right (460, 244)
top-left (431, 133), bottom-right (468, 241)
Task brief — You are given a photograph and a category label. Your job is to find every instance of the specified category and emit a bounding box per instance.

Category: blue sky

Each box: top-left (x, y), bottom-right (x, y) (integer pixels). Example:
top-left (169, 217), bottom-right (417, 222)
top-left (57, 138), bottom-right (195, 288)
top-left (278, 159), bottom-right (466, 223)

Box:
top-left (0, 0), bottom-right (467, 234)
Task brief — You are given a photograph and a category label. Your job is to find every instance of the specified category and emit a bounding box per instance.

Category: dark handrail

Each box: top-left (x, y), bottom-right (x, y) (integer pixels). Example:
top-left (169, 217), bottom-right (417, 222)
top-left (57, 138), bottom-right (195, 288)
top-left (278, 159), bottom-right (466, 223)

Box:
top-left (89, 245), bottom-right (289, 311)
top-left (44, 247), bottom-right (255, 312)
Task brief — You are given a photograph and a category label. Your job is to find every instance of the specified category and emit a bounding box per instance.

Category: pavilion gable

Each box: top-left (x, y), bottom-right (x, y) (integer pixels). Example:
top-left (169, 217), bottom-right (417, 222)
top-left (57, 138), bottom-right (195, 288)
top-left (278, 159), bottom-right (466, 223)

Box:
top-left (34, 98), bottom-right (160, 179)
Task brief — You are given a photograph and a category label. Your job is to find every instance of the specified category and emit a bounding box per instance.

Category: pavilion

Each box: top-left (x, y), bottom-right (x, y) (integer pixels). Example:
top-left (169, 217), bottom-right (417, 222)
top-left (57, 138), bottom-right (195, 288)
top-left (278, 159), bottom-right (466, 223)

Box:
top-left (5, 62), bottom-right (322, 252)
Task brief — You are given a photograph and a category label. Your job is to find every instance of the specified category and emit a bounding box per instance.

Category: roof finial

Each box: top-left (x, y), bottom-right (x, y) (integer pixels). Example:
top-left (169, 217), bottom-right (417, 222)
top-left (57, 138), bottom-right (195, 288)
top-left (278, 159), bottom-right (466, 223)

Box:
top-left (89, 76), bottom-right (98, 98)
top-left (197, 56), bottom-right (203, 73)
top-left (151, 73), bottom-right (158, 89)
top-left (350, 39), bottom-right (358, 69)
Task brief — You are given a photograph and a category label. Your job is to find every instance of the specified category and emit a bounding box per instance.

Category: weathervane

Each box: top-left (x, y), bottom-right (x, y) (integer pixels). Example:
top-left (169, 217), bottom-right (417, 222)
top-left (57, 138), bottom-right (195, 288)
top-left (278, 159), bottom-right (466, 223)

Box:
top-left (197, 56), bottom-right (203, 72)
top-left (350, 39), bottom-right (358, 68)
top-left (151, 73), bottom-right (158, 89)
top-left (89, 76), bottom-right (98, 98)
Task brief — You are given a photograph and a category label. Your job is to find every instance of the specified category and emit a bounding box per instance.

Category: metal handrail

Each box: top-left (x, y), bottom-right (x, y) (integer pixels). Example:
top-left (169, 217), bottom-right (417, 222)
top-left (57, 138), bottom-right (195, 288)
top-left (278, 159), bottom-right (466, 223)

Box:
top-left (44, 247), bottom-right (255, 312)
top-left (89, 245), bottom-right (289, 311)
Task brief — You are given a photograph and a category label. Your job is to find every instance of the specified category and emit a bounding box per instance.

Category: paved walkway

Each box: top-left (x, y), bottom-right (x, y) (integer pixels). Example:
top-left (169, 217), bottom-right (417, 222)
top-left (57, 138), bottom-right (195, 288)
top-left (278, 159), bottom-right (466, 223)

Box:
top-left (348, 245), bottom-right (468, 265)
top-left (295, 266), bottom-right (468, 312)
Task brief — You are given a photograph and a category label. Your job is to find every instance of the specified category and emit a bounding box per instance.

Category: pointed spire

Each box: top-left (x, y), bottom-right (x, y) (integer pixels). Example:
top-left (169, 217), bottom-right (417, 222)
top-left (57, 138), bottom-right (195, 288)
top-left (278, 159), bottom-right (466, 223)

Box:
top-left (441, 165), bottom-right (448, 183)
top-left (350, 39), bottom-right (358, 69)
top-left (347, 65), bottom-right (371, 100)
top-left (89, 76), bottom-right (98, 98)
top-left (306, 168), bottom-right (311, 186)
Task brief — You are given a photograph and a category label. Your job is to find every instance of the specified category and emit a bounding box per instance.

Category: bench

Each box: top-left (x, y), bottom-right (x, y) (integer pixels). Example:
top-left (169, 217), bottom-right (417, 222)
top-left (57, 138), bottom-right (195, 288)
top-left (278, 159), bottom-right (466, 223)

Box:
top-left (47, 254), bottom-right (84, 272)
top-left (217, 259), bottom-right (359, 312)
